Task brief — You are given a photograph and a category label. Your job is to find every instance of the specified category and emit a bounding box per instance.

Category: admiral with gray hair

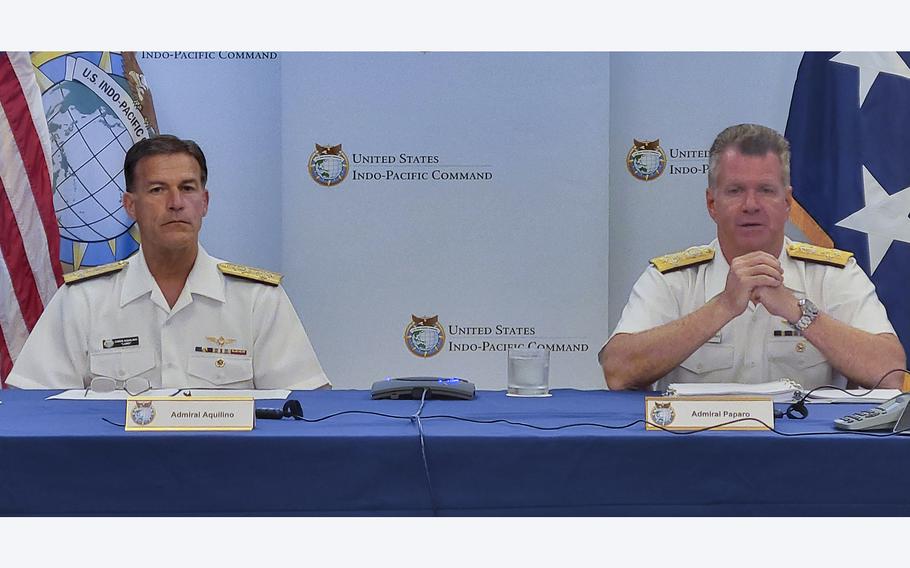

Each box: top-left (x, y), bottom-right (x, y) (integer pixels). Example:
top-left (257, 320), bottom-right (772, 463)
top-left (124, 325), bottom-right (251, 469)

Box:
top-left (600, 123), bottom-right (905, 391)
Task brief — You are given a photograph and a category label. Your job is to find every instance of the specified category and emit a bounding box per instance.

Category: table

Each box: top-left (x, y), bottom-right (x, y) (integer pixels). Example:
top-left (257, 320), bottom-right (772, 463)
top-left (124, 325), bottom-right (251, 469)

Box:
top-left (1, 389), bottom-right (908, 515)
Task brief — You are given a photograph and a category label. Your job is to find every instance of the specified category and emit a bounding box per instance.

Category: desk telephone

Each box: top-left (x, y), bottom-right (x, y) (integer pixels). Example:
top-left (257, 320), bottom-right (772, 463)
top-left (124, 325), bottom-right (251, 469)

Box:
top-left (834, 392), bottom-right (910, 432)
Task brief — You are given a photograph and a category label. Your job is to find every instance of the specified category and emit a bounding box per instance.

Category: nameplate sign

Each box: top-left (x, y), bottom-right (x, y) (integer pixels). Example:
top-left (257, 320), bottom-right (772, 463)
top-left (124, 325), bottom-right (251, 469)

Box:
top-left (645, 396), bottom-right (774, 431)
top-left (124, 397), bottom-right (254, 431)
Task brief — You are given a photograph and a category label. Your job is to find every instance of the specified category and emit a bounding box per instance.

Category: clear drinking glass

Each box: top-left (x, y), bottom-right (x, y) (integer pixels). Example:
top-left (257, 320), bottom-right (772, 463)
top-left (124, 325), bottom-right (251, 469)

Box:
top-left (507, 347), bottom-right (550, 397)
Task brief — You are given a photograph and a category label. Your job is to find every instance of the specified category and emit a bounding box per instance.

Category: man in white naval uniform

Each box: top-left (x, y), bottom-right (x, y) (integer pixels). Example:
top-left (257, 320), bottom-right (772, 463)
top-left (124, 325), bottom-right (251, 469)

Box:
top-left (8, 135), bottom-right (329, 391)
top-left (600, 124), bottom-right (905, 391)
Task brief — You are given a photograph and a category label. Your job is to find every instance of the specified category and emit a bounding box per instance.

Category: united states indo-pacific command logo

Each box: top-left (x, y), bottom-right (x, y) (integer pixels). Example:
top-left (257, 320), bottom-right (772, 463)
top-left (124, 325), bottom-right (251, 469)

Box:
top-left (130, 400), bottom-right (156, 426)
top-left (650, 401), bottom-right (676, 427)
top-left (308, 143), bottom-right (349, 187)
top-left (626, 139), bottom-right (667, 181)
top-left (33, 51), bottom-right (158, 270)
top-left (404, 315), bottom-right (446, 357)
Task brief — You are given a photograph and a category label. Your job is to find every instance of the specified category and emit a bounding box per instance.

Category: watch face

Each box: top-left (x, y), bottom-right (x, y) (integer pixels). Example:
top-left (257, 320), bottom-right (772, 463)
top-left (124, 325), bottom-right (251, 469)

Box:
top-left (795, 299), bottom-right (819, 331)
top-left (803, 299), bottom-right (819, 316)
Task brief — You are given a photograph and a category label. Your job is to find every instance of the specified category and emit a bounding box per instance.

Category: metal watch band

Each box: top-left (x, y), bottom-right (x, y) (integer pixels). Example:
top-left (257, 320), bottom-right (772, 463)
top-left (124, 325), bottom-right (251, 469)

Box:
top-left (794, 298), bottom-right (819, 332)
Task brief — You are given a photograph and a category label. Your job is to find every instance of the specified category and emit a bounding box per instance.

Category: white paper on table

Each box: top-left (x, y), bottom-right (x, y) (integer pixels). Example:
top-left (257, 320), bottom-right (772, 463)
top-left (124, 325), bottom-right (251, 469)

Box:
top-left (666, 379), bottom-right (802, 403)
top-left (47, 388), bottom-right (291, 401)
top-left (804, 388), bottom-right (902, 404)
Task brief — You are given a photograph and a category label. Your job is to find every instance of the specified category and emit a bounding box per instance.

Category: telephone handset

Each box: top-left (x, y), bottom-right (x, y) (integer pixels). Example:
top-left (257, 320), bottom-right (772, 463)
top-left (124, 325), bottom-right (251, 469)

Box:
top-left (834, 392), bottom-right (910, 432)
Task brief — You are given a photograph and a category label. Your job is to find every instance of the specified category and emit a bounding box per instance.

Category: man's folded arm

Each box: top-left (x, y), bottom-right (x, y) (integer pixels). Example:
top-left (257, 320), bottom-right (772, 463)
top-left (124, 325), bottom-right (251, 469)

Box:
top-left (600, 295), bottom-right (737, 390)
top-left (804, 261), bottom-right (908, 388)
top-left (798, 315), bottom-right (905, 389)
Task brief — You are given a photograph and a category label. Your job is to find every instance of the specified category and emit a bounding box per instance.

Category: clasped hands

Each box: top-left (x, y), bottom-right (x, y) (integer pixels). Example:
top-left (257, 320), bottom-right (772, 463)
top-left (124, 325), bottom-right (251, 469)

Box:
top-left (719, 251), bottom-right (801, 323)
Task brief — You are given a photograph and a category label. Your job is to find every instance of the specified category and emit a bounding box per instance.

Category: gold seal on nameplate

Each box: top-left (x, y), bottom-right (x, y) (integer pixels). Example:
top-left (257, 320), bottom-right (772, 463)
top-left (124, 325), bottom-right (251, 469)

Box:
top-left (650, 401), bottom-right (676, 427)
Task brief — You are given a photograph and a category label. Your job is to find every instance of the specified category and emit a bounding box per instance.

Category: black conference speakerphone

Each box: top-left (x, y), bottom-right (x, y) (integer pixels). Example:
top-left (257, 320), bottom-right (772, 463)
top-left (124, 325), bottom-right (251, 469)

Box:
top-left (370, 377), bottom-right (476, 400)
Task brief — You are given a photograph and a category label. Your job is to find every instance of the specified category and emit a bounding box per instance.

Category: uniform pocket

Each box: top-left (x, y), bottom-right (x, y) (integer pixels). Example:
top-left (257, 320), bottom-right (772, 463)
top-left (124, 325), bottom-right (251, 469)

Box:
top-left (90, 348), bottom-right (156, 379)
top-left (768, 338), bottom-right (826, 369)
top-left (679, 344), bottom-right (735, 374)
top-left (187, 353), bottom-right (254, 387)
top-left (767, 338), bottom-right (829, 389)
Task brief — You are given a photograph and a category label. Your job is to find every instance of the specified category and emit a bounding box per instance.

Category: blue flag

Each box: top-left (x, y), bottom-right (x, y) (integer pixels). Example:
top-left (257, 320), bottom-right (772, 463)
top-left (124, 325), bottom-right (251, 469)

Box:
top-left (786, 51), bottom-right (910, 356)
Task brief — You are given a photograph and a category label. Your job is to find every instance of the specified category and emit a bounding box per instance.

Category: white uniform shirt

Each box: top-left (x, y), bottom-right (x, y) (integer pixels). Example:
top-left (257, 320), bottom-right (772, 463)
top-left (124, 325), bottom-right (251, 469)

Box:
top-left (609, 238), bottom-right (896, 391)
top-left (7, 246), bottom-right (330, 391)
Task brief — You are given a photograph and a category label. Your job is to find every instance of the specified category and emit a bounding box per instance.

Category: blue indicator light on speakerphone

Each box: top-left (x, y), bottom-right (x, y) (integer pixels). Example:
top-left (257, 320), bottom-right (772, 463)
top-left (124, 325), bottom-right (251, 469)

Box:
top-left (381, 376), bottom-right (464, 384)
top-left (371, 376), bottom-right (475, 400)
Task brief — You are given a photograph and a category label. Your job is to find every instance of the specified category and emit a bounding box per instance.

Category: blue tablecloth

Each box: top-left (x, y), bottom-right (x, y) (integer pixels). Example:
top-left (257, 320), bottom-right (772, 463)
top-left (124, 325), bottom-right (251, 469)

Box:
top-left (0, 388), bottom-right (907, 515)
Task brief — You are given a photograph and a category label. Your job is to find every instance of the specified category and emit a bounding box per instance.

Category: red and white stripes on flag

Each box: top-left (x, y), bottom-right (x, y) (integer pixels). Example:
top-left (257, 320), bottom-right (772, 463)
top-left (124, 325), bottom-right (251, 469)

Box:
top-left (0, 52), bottom-right (63, 386)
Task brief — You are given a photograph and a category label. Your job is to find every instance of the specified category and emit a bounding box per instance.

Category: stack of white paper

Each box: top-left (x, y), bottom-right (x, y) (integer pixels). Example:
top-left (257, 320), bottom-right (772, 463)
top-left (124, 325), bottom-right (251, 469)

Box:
top-left (667, 379), bottom-right (902, 404)
top-left (47, 389), bottom-right (291, 401)
top-left (666, 379), bottom-right (802, 403)
top-left (803, 388), bottom-right (902, 404)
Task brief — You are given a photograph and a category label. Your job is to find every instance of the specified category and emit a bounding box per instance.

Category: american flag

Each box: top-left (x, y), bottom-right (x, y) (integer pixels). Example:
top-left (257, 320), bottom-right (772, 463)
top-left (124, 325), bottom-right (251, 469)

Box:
top-left (786, 51), bottom-right (910, 357)
top-left (0, 52), bottom-right (64, 385)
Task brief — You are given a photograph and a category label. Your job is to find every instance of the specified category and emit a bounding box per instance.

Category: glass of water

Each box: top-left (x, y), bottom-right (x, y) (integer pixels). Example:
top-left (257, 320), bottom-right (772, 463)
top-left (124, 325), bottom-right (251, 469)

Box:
top-left (507, 347), bottom-right (551, 397)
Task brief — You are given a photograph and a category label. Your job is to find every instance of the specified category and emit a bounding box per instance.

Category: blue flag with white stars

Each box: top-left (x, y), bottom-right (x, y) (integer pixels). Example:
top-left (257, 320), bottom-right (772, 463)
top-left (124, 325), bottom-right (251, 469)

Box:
top-left (786, 52), bottom-right (910, 353)
top-left (786, 51), bottom-right (910, 357)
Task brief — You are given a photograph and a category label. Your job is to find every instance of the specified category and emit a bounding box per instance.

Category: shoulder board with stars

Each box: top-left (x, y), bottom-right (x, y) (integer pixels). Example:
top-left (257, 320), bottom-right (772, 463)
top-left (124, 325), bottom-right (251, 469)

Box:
top-left (650, 245), bottom-right (715, 274)
top-left (786, 242), bottom-right (853, 268)
top-left (63, 260), bottom-right (128, 285)
top-left (218, 262), bottom-right (282, 286)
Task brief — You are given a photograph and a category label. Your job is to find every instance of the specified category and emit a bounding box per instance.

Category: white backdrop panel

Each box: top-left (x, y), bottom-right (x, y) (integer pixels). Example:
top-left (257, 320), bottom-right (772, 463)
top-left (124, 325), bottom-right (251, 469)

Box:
top-left (280, 52), bottom-right (611, 389)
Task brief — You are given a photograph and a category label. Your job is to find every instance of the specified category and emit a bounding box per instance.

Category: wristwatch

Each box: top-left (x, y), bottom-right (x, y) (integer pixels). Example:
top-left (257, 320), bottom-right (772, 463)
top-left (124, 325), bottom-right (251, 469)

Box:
top-left (793, 298), bottom-right (819, 332)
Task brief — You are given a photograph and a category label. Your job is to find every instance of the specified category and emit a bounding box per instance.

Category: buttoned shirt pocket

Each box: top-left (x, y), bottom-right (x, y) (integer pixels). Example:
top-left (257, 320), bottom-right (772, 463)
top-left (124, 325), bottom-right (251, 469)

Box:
top-left (90, 349), bottom-right (156, 379)
top-left (767, 338), bottom-right (829, 388)
top-left (187, 353), bottom-right (254, 387)
top-left (679, 344), bottom-right (735, 378)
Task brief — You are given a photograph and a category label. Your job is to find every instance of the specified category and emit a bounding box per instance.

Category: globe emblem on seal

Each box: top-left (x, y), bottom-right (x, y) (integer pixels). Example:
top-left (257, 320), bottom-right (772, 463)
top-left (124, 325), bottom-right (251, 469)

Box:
top-left (130, 400), bottom-right (156, 426)
top-left (34, 52), bottom-right (148, 269)
top-left (626, 139), bottom-right (667, 181)
top-left (404, 315), bottom-right (446, 358)
top-left (308, 143), bottom-right (349, 187)
top-left (650, 401), bottom-right (676, 427)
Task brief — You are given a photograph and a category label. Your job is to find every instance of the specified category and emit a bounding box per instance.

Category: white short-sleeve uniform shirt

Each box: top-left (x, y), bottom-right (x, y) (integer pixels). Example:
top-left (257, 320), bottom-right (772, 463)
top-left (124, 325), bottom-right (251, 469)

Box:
top-left (7, 246), bottom-right (330, 391)
top-left (609, 238), bottom-right (896, 392)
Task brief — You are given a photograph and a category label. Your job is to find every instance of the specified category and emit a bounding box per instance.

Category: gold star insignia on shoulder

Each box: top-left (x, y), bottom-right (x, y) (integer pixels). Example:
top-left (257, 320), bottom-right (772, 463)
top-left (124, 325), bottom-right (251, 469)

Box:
top-left (63, 260), bottom-right (128, 284)
top-left (786, 242), bottom-right (853, 268)
top-left (650, 246), bottom-right (715, 274)
top-left (217, 262), bottom-right (282, 286)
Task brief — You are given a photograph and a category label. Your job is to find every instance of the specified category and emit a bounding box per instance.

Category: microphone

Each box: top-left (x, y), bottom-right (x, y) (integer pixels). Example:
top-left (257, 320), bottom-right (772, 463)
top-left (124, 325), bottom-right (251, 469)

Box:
top-left (255, 399), bottom-right (303, 420)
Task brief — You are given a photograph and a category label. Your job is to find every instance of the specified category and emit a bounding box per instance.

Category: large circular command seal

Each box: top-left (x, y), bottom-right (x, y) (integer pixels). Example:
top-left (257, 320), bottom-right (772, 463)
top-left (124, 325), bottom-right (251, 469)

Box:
top-left (308, 143), bottom-right (349, 187)
top-left (404, 315), bottom-right (445, 358)
top-left (626, 139), bottom-right (667, 181)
